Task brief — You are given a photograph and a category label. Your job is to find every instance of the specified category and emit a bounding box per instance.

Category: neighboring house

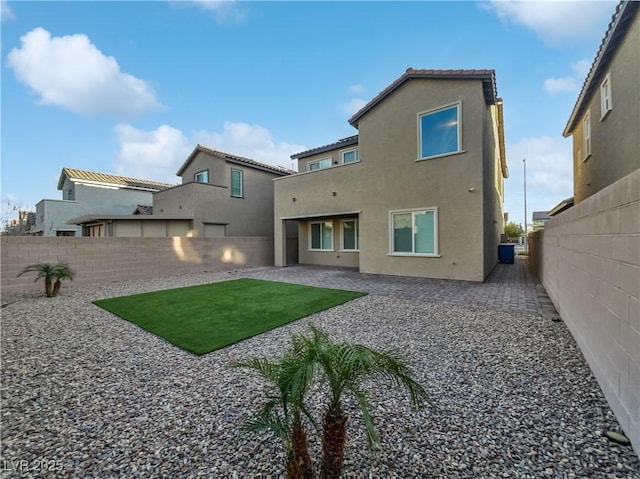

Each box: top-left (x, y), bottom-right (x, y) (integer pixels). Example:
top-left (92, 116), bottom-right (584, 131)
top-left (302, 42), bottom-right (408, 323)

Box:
top-left (2, 210), bottom-right (35, 236)
top-left (34, 168), bottom-right (174, 237)
top-left (531, 211), bottom-right (551, 231)
top-left (562, 0), bottom-right (639, 203)
top-left (71, 145), bottom-right (295, 237)
top-left (274, 68), bottom-right (508, 282)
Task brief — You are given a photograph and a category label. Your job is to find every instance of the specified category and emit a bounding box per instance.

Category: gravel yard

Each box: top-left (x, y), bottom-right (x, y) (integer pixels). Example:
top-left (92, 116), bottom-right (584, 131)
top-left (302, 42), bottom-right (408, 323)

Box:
top-left (1, 270), bottom-right (639, 478)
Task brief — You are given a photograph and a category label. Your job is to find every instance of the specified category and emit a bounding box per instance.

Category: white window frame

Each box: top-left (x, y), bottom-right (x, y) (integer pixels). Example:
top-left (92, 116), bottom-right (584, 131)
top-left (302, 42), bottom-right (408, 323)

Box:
top-left (309, 221), bottom-right (334, 251)
top-left (418, 101), bottom-right (462, 161)
top-left (194, 170), bottom-right (209, 183)
top-left (340, 219), bottom-right (359, 251)
top-left (307, 157), bottom-right (332, 171)
top-left (340, 148), bottom-right (359, 164)
top-left (583, 111), bottom-right (591, 160)
top-left (600, 72), bottom-right (612, 120)
top-left (231, 168), bottom-right (243, 197)
top-left (388, 207), bottom-right (439, 257)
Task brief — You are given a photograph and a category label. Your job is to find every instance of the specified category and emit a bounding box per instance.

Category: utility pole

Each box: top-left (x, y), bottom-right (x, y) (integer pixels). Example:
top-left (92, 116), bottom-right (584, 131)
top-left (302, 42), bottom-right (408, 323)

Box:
top-left (523, 158), bottom-right (528, 252)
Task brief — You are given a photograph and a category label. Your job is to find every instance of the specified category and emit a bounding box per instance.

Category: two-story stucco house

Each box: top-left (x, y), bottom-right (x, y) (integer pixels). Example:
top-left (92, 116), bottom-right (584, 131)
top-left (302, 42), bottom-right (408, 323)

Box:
top-left (274, 68), bottom-right (508, 282)
top-left (34, 168), bottom-right (174, 237)
top-left (72, 145), bottom-right (295, 237)
top-left (562, 1), bottom-right (639, 204)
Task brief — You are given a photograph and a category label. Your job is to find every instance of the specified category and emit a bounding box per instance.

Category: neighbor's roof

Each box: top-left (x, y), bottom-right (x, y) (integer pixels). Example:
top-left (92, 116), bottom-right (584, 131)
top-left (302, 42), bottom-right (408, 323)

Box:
top-left (58, 167), bottom-right (175, 192)
top-left (176, 144), bottom-right (296, 177)
top-left (563, 1), bottom-right (639, 136)
top-left (291, 135), bottom-right (358, 160)
top-left (532, 211), bottom-right (551, 221)
top-left (548, 197), bottom-right (575, 217)
top-left (67, 214), bottom-right (193, 225)
top-left (132, 205), bottom-right (153, 215)
top-left (348, 68), bottom-right (499, 127)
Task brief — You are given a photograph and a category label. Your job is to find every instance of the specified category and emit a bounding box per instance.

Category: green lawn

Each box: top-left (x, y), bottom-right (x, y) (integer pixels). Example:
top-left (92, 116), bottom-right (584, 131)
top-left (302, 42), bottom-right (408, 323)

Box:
top-left (93, 278), bottom-right (367, 355)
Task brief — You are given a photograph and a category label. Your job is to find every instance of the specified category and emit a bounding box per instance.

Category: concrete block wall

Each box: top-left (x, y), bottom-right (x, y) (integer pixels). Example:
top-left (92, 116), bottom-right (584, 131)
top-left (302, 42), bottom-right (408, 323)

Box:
top-left (541, 169), bottom-right (640, 453)
top-left (1, 236), bottom-right (274, 294)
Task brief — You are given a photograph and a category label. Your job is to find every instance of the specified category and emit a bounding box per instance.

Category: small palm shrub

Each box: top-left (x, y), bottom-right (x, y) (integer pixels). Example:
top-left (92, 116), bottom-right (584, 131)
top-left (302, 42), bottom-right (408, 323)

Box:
top-left (231, 350), bottom-right (317, 479)
top-left (17, 263), bottom-right (75, 297)
top-left (233, 324), bottom-right (430, 478)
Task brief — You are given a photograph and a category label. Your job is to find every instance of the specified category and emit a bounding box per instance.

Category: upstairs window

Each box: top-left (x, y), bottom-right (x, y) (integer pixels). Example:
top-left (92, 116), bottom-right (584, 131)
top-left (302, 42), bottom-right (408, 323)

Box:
top-left (231, 168), bottom-right (243, 197)
top-left (583, 111), bottom-right (591, 160)
top-left (390, 208), bottom-right (438, 255)
top-left (307, 158), bottom-right (332, 171)
top-left (341, 148), bottom-right (359, 164)
top-left (600, 73), bottom-right (612, 119)
top-left (419, 102), bottom-right (461, 160)
top-left (310, 221), bottom-right (333, 251)
top-left (194, 170), bottom-right (209, 183)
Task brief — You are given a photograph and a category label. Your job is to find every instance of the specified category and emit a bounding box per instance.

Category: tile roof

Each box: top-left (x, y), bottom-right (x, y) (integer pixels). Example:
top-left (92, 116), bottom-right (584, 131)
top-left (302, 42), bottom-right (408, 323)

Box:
top-left (563, 1), bottom-right (639, 136)
top-left (349, 68), bottom-right (499, 127)
top-left (58, 167), bottom-right (175, 191)
top-left (176, 144), bottom-right (296, 177)
top-left (291, 135), bottom-right (358, 160)
top-left (132, 205), bottom-right (153, 215)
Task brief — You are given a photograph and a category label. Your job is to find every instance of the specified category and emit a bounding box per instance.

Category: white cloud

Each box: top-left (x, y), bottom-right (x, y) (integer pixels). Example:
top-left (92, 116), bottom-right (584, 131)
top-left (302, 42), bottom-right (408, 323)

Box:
top-left (113, 125), bottom-right (191, 183)
top-left (7, 28), bottom-right (162, 118)
top-left (113, 122), bottom-right (306, 181)
top-left (544, 59), bottom-right (591, 94)
top-left (503, 135), bottom-right (574, 226)
top-left (1, 0), bottom-right (14, 21)
top-left (544, 76), bottom-right (579, 94)
top-left (169, 0), bottom-right (246, 22)
top-left (345, 98), bottom-right (367, 116)
top-left (486, 1), bottom-right (615, 45)
top-left (194, 122), bottom-right (306, 171)
top-left (348, 84), bottom-right (365, 94)
top-left (572, 59), bottom-right (592, 78)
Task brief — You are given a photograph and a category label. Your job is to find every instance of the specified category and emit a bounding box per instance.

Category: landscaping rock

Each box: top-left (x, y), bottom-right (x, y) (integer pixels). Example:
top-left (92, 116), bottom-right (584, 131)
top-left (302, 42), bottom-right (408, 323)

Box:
top-left (1, 270), bottom-right (638, 478)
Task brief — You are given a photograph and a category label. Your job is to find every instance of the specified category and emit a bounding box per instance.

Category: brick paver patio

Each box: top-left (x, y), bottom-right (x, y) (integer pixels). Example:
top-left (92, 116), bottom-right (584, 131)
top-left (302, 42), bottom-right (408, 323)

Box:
top-left (231, 256), bottom-right (559, 319)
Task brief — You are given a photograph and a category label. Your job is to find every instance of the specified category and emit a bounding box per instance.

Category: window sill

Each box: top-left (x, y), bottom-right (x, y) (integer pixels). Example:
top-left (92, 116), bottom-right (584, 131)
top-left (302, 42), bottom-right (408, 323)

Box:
top-left (388, 253), bottom-right (441, 258)
top-left (338, 249), bottom-right (359, 253)
top-left (231, 195), bottom-right (244, 199)
top-left (582, 153), bottom-right (592, 163)
top-left (416, 150), bottom-right (465, 162)
top-left (600, 109), bottom-right (612, 121)
top-left (308, 249), bottom-right (335, 252)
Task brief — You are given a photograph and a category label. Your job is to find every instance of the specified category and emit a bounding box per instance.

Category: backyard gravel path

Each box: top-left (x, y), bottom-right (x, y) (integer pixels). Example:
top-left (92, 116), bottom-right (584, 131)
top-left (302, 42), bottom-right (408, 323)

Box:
top-left (1, 270), bottom-right (639, 478)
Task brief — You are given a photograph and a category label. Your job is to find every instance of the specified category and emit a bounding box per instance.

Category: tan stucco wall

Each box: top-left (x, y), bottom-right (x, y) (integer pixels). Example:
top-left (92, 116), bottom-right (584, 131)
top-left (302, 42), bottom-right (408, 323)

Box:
top-left (155, 155), bottom-right (282, 237)
top-left (482, 103), bottom-right (505, 277)
top-left (1, 236), bottom-right (274, 294)
top-left (540, 169), bottom-right (640, 453)
top-left (275, 78), bottom-right (503, 281)
top-left (297, 219), bottom-right (359, 268)
top-left (572, 12), bottom-right (640, 203)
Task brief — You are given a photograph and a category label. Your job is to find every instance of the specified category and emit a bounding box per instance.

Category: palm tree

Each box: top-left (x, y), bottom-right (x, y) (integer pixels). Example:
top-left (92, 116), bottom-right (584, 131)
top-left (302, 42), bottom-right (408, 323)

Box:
top-left (294, 325), bottom-right (431, 479)
top-left (17, 263), bottom-right (75, 297)
top-left (231, 350), bottom-right (317, 479)
top-left (51, 263), bottom-right (75, 297)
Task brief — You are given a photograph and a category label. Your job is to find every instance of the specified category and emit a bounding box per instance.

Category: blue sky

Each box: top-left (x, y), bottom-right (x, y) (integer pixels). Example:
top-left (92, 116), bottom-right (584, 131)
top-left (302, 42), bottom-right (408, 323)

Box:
top-left (1, 0), bottom-right (617, 229)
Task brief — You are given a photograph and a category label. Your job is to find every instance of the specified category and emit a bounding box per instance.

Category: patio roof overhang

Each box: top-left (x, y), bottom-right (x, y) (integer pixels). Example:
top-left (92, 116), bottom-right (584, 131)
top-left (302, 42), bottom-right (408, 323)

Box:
top-left (279, 210), bottom-right (361, 221)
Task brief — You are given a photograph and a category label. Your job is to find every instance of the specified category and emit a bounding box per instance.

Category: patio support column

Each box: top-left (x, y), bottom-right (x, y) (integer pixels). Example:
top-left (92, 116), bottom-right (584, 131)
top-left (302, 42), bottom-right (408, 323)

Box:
top-left (274, 218), bottom-right (286, 267)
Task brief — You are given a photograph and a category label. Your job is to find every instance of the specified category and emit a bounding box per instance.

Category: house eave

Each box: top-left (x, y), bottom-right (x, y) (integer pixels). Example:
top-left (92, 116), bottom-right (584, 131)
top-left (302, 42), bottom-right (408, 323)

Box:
top-left (348, 68), bottom-right (498, 128)
top-left (562, 1), bottom-right (639, 137)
